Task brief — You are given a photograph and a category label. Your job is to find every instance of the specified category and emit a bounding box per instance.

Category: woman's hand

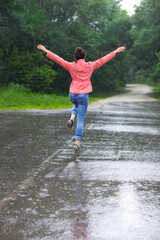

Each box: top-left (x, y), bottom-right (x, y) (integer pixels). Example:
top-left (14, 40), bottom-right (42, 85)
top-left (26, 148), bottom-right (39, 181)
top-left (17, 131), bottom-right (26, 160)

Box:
top-left (114, 46), bottom-right (125, 54)
top-left (37, 44), bottom-right (49, 53)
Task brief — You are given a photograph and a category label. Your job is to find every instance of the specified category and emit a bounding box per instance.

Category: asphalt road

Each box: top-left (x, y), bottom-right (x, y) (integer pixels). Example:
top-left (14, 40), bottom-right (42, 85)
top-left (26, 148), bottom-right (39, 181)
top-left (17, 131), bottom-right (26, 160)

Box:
top-left (0, 84), bottom-right (160, 240)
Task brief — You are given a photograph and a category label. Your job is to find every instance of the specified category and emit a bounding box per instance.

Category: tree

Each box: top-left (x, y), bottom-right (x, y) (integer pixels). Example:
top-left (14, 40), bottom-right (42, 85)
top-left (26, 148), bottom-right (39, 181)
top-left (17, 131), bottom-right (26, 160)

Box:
top-left (129, 0), bottom-right (160, 83)
top-left (0, 0), bottom-right (54, 91)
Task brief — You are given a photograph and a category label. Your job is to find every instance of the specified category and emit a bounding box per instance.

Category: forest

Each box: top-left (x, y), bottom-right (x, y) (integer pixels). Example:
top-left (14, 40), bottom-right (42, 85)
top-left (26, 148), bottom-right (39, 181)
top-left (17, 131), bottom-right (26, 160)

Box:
top-left (0, 0), bottom-right (160, 94)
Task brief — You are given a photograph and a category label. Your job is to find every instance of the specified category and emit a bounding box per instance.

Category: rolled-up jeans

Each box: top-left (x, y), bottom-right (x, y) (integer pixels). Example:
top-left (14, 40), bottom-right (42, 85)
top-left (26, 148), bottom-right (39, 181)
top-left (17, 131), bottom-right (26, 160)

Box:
top-left (69, 93), bottom-right (88, 140)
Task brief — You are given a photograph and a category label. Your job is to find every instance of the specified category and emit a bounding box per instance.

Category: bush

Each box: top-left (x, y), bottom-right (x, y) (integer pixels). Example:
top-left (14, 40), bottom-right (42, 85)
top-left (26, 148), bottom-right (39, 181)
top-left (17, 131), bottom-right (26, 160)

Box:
top-left (7, 49), bottom-right (57, 93)
top-left (26, 65), bottom-right (57, 93)
top-left (152, 52), bottom-right (160, 85)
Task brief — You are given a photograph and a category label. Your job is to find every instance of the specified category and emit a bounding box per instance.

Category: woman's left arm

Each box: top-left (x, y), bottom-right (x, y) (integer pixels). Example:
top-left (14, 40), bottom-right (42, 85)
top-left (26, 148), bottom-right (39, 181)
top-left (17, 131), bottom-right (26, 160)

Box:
top-left (114, 46), bottom-right (125, 54)
top-left (92, 46), bottom-right (125, 70)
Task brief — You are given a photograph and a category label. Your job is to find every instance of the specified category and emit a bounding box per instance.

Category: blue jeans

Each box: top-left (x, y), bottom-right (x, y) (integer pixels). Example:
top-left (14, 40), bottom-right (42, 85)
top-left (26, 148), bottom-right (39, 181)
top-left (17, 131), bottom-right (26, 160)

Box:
top-left (69, 93), bottom-right (88, 140)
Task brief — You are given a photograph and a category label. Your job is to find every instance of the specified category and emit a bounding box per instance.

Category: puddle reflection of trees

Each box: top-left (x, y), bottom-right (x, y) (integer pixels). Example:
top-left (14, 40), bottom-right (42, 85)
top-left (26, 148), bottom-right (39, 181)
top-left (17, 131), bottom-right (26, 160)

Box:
top-left (72, 161), bottom-right (89, 239)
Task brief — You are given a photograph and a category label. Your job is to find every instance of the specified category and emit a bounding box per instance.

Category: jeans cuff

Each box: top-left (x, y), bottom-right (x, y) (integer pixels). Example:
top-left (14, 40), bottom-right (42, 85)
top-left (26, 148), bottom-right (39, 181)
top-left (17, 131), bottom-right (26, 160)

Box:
top-left (75, 135), bottom-right (82, 140)
top-left (71, 110), bottom-right (78, 116)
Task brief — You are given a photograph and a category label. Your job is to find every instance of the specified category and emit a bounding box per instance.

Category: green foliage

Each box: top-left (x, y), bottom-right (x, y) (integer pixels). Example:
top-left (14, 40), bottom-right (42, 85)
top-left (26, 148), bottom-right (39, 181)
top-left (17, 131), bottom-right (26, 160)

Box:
top-left (7, 50), bottom-right (57, 92)
top-left (26, 65), bottom-right (57, 93)
top-left (0, 84), bottom-right (73, 110)
top-left (129, 0), bottom-right (160, 84)
top-left (152, 52), bottom-right (160, 86)
top-left (154, 53), bottom-right (160, 79)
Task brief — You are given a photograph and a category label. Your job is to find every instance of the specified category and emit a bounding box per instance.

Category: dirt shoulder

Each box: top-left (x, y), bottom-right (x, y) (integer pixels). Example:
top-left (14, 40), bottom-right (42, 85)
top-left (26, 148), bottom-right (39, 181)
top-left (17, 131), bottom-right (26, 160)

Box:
top-left (89, 84), bottom-right (157, 109)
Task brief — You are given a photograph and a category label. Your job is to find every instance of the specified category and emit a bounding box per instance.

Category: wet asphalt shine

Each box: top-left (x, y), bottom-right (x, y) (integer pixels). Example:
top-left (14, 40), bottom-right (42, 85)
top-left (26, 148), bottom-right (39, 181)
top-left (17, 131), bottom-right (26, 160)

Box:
top-left (0, 99), bottom-right (160, 239)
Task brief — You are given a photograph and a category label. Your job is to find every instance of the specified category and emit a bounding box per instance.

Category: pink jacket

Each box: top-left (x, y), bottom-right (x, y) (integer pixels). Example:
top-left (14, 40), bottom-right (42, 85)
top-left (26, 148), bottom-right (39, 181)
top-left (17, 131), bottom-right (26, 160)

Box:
top-left (46, 51), bottom-right (116, 94)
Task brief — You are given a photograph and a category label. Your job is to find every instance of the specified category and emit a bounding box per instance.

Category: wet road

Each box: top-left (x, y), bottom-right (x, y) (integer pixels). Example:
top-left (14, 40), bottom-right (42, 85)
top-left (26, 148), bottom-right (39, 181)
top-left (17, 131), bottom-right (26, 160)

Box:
top-left (0, 91), bottom-right (160, 239)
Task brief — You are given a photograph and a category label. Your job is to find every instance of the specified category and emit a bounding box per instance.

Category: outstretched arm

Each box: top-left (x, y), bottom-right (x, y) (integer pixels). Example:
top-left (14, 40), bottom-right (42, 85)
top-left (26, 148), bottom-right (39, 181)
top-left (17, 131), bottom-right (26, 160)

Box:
top-left (37, 44), bottom-right (70, 70)
top-left (114, 46), bottom-right (125, 54)
top-left (37, 44), bottom-right (49, 53)
top-left (92, 46), bottom-right (125, 70)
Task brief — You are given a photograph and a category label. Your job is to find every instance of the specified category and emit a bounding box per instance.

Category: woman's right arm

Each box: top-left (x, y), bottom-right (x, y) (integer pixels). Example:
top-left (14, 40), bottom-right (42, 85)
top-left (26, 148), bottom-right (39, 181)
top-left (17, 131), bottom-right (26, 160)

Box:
top-left (37, 44), bottom-right (70, 70)
top-left (114, 46), bottom-right (125, 54)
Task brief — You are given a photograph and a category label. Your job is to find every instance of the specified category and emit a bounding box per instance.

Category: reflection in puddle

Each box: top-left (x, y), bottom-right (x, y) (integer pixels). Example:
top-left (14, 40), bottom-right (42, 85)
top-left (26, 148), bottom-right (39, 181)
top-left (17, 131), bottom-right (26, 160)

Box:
top-left (118, 183), bottom-right (141, 231)
top-left (71, 161), bottom-right (89, 239)
top-left (88, 181), bottom-right (160, 240)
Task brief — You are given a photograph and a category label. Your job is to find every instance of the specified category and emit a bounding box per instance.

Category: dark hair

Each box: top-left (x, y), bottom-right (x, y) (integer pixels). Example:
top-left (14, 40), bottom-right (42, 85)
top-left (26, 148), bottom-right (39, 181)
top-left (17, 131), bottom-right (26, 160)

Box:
top-left (74, 47), bottom-right (86, 60)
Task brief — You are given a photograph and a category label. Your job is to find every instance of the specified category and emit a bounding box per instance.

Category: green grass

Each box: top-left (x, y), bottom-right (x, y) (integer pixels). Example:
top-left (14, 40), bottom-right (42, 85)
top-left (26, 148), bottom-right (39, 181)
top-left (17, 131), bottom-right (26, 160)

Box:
top-left (153, 86), bottom-right (160, 100)
top-left (0, 85), bottom-right (73, 110)
top-left (0, 84), bottom-right (128, 111)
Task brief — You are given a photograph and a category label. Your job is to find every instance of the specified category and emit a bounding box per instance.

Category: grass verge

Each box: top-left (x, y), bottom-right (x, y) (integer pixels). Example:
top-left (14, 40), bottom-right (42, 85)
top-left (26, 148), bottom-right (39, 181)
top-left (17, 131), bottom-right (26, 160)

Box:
top-left (153, 86), bottom-right (160, 100)
top-left (0, 84), bottom-right (128, 111)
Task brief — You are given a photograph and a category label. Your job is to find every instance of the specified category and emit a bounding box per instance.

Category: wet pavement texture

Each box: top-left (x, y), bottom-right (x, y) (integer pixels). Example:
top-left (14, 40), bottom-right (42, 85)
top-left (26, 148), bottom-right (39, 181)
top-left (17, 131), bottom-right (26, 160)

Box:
top-left (0, 101), bottom-right (160, 240)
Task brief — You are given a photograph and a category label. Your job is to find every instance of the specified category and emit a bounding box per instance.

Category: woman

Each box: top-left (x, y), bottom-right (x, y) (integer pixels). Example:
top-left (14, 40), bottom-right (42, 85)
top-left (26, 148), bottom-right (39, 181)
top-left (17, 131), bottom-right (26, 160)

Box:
top-left (37, 44), bottom-right (125, 155)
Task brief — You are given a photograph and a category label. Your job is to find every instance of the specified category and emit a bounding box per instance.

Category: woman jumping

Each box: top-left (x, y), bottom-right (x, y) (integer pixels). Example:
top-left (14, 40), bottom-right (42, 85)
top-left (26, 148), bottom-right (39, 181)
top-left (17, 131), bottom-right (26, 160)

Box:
top-left (37, 44), bottom-right (125, 155)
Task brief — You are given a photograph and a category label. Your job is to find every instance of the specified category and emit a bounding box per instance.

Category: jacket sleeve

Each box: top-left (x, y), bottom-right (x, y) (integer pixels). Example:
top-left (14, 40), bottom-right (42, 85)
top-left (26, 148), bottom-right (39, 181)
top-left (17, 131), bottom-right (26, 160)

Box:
top-left (91, 51), bottom-right (116, 70)
top-left (46, 51), bottom-right (70, 71)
